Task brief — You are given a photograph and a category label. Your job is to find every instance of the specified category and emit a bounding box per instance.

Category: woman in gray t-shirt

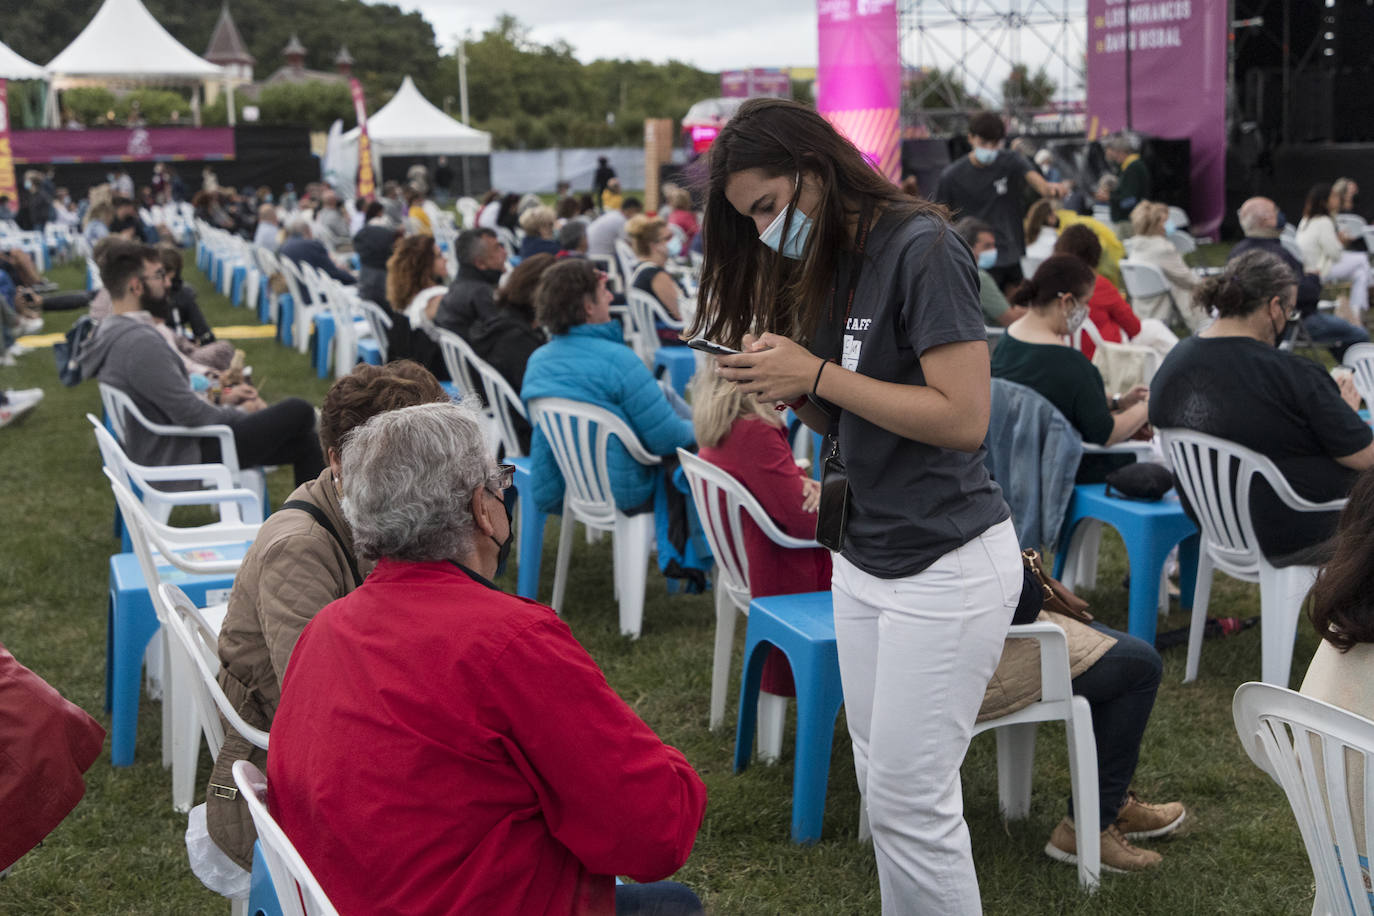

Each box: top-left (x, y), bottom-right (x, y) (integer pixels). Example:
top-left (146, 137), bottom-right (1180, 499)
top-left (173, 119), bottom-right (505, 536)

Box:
top-left (690, 98), bottom-right (1020, 914)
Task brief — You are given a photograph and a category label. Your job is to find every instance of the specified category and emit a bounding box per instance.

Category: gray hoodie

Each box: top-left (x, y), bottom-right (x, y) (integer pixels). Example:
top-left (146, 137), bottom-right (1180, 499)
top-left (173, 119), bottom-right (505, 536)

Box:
top-left (81, 312), bottom-right (240, 468)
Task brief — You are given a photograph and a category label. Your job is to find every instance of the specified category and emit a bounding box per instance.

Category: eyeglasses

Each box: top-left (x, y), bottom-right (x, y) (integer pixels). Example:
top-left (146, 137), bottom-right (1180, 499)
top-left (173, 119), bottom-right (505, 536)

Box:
top-left (487, 463), bottom-right (516, 493)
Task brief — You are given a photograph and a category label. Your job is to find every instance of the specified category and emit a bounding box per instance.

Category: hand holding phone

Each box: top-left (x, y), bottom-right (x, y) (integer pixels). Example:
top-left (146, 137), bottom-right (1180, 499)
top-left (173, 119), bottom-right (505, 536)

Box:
top-left (687, 337), bottom-right (740, 357)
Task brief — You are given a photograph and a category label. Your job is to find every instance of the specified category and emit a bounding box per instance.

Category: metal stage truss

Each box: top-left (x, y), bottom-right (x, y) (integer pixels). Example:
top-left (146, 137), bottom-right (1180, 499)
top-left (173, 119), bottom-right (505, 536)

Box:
top-left (899, 0), bottom-right (1086, 134)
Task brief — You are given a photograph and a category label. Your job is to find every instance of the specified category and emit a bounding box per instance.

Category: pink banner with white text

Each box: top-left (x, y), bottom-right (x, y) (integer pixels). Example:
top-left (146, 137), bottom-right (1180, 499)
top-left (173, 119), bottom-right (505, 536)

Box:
top-left (1086, 0), bottom-right (1228, 236)
top-left (11, 127), bottom-right (234, 164)
top-left (817, 0), bottom-right (902, 182)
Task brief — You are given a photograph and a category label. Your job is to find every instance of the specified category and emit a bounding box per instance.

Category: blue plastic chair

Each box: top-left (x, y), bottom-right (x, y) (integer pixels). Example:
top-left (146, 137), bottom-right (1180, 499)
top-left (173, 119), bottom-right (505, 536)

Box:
top-left (734, 591), bottom-right (845, 844)
top-left (277, 293), bottom-right (296, 348)
top-left (653, 347), bottom-right (697, 396)
top-left (1052, 484), bottom-right (1200, 645)
top-left (230, 263), bottom-right (248, 307)
top-left (312, 311), bottom-right (335, 378)
top-left (248, 840), bottom-right (284, 916)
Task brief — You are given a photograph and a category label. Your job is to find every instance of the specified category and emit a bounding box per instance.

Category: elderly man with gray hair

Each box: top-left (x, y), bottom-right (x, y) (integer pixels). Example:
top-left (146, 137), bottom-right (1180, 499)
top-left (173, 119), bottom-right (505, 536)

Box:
top-left (1231, 195), bottom-right (1368, 356)
top-left (1098, 133), bottom-right (1150, 224)
top-left (278, 214), bottom-right (358, 290)
top-left (266, 401), bottom-right (708, 915)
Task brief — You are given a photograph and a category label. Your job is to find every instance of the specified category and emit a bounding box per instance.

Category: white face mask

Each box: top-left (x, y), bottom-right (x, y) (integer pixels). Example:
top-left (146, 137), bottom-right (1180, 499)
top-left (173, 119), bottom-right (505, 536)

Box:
top-left (1064, 296), bottom-right (1090, 335)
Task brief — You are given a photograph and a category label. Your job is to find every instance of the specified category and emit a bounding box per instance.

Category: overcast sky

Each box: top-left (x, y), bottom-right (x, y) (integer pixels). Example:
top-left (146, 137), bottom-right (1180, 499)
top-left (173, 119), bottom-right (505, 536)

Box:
top-left (386, 0), bottom-right (820, 70)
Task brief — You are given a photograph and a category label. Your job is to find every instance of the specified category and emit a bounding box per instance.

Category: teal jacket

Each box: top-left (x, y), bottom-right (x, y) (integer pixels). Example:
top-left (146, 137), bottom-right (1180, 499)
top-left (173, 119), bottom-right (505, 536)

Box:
top-left (520, 321), bottom-right (695, 514)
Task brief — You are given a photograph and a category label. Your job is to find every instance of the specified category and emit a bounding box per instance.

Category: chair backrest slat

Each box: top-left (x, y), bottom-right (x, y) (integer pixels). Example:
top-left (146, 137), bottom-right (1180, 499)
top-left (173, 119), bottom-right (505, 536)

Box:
top-left (528, 398), bottom-right (659, 526)
top-left (231, 761), bottom-right (340, 916)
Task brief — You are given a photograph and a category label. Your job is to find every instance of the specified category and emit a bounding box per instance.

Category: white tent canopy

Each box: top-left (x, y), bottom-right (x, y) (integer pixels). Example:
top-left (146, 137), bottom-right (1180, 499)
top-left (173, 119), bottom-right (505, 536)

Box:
top-left (344, 76), bottom-right (491, 156)
top-left (0, 39), bottom-right (46, 80)
top-left (46, 0), bottom-right (226, 81)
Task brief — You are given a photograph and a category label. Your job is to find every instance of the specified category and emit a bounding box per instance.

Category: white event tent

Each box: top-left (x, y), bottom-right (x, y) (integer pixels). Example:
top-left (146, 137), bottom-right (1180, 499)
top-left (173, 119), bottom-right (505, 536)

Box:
top-left (0, 39), bottom-right (47, 81)
top-left (44, 0), bottom-right (234, 126)
top-left (338, 76), bottom-right (491, 187)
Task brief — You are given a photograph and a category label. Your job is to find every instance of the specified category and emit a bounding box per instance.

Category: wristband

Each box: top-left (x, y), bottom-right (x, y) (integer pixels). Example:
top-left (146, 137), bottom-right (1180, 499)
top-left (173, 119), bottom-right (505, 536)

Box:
top-left (1110, 394), bottom-right (1121, 411)
top-left (775, 396), bottom-right (808, 413)
top-left (812, 358), bottom-right (831, 398)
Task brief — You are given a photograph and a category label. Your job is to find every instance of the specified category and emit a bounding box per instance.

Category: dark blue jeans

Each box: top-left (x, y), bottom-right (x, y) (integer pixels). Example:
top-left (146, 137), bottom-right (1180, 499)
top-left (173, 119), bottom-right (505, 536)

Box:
top-left (615, 880), bottom-right (703, 915)
top-left (1065, 622), bottom-right (1164, 831)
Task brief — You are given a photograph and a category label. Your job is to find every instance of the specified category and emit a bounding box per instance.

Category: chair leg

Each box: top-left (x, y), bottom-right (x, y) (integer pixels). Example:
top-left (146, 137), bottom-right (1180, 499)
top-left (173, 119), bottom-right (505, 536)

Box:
top-left (757, 691), bottom-right (788, 765)
top-left (1259, 564), bottom-right (1319, 687)
top-left (170, 653), bottom-right (200, 813)
top-left (789, 654), bottom-right (843, 844)
top-left (550, 501), bottom-right (576, 614)
top-left (1065, 696), bottom-right (1101, 890)
top-left (612, 512), bottom-right (653, 638)
top-left (230, 897), bottom-right (248, 916)
top-left (995, 722), bottom-right (1037, 820)
top-left (513, 473), bottom-right (546, 601)
top-left (1070, 520), bottom-right (1104, 592)
top-left (709, 589), bottom-right (738, 730)
top-left (857, 795), bottom-right (871, 843)
top-left (155, 634), bottom-right (173, 768)
top-left (1184, 552), bottom-right (1215, 683)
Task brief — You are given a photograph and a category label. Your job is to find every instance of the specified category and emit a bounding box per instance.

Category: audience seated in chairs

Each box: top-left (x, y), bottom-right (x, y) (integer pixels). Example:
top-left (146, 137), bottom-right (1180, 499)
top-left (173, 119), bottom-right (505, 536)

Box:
top-left (1024, 199), bottom-right (1127, 289)
top-left (954, 216), bottom-right (1026, 327)
top-left (378, 235), bottom-right (448, 376)
top-left (204, 361), bottom-right (447, 872)
top-left (1300, 467), bottom-right (1374, 880)
top-left (692, 371), bottom-right (828, 708)
top-left (1232, 196), bottom-right (1368, 358)
top-left (517, 204), bottom-right (560, 259)
top-left (1297, 182), bottom-right (1372, 323)
top-left (467, 252), bottom-right (553, 450)
top-left (556, 219), bottom-right (588, 258)
top-left (521, 257), bottom-right (694, 516)
top-left (1150, 249), bottom-right (1374, 568)
top-left (267, 401), bottom-right (707, 915)
top-left (1053, 225), bottom-right (1141, 359)
top-left (434, 228), bottom-right (506, 341)
top-left (252, 203), bottom-right (280, 252)
top-left (991, 254), bottom-right (1150, 483)
top-left (278, 216), bottom-right (357, 290)
top-left (145, 244), bottom-right (234, 378)
top-left (1123, 201), bottom-right (1201, 329)
top-left (626, 214), bottom-right (687, 340)
top-left (79, 240), bottom-right (325, 485)
top-left (351, 200), bottom-right (399, 308)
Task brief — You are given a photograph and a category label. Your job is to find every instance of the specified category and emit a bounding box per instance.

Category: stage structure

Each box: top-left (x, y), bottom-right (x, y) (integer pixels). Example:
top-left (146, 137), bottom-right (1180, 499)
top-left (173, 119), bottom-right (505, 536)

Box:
top-left (897, 0), bottom-right (1085, 133)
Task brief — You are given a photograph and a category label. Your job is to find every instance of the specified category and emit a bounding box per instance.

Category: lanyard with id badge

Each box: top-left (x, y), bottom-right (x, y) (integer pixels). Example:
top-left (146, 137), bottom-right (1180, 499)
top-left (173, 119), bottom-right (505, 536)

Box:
top-left (814, 201), bottom-right (873, 552)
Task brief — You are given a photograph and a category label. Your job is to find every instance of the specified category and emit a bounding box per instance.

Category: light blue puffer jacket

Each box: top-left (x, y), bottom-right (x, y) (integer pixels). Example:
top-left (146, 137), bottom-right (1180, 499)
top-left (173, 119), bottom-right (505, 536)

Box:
top-left (520, 321), bottom-right (695, 514)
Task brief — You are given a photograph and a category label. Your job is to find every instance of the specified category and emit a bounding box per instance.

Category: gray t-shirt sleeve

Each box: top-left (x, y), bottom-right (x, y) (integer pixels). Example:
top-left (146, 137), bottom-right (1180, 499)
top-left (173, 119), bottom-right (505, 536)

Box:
top-left (900, 219), bottom-right (989, 356)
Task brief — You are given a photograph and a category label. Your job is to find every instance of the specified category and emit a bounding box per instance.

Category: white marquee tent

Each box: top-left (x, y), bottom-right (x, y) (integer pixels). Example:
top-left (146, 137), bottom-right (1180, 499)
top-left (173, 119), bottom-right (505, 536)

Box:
top-left (0, 40), bottom-right (46, 81)
top-left (44, 0), bottom-right (234, 126)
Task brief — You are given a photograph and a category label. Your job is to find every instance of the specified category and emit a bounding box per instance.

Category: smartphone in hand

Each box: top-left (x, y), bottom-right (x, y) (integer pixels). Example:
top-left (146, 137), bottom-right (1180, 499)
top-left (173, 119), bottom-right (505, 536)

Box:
top-left (686, 337), bottom-right (741, 357)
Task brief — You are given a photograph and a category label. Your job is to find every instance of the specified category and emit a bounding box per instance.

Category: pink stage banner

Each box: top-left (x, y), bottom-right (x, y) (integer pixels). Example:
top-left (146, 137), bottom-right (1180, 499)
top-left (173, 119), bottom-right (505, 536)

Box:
top-left (1086, 0), bottom-right (1228, 236)
top-left (10, 127), bottom-right (234, 164)
top-left (817, 0), bottom-right (902, 182)
top-left (350, 77), bottom-right (375, 200)
top-left (0, 82), bottom-right (16, 201)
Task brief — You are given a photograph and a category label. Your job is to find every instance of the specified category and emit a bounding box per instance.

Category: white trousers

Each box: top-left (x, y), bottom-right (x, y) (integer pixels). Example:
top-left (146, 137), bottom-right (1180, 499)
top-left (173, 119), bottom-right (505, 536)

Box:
top-left (833, 518), bottom-right (1020, 916)
top-left (1327, 251), bottom-right (1371, 317)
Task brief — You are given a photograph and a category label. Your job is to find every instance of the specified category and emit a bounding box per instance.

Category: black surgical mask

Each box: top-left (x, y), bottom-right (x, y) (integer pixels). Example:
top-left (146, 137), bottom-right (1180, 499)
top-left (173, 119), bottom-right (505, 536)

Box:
top-left (489, 489), bottom-right (514, 578)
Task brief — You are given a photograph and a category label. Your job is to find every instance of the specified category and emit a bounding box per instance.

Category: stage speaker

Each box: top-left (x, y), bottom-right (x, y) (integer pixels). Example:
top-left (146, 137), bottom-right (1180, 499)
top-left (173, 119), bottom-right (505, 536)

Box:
top-left (1139, 137), bottom-right (1191, 215)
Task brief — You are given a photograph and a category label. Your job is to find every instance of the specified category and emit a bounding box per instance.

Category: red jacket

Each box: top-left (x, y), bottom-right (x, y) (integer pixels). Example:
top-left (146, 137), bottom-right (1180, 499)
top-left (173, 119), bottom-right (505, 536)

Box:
top-left (268, 559), bottom-right (707, 915)
top-left (1081, 273), bottom-right (1142, 360)
top-left (0, 642), bottom-right (105, 871)
top-left (700, 417), bottom-right (832, 694)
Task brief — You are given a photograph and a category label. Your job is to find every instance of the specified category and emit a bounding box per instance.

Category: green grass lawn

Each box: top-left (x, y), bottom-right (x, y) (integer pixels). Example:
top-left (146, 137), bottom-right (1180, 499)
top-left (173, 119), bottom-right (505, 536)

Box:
top-left (0, 253), bottom-right (1319, 914)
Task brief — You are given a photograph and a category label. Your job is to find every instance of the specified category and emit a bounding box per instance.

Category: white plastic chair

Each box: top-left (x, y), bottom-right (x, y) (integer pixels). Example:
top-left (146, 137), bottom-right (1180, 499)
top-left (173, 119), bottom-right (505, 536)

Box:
top-left (1169, 231), bottom-right (1198, 256)
top-left (1071, 316), bottom-right (1162, 386)
top-left (589, 253), bottom-right (623, 295)
top-left (1280, 225), bottom-right (1304, 263)
top-left (354, 298), bottom-right (393, 364)
top-left (1343, 342), bottom-right (1374, 411)
top-left (433, 326), bottom-right (485, 403)
top-left (624, 288), bottom-right (684, 368)
top-left (159, 583), bottom-right (269, 754)
top-left (1160, 429), bottom-right (1347, 686)
top-left (527, 397), bottom-right (662, 638)
top-left (1337, 213), bottom-right (1368, 241)
top-left (99, 383), bottom-right (268, 511)
top-left (456, 196), bottom-right (479, 229)
top-left (677, 448), bottom-right (817, 752)
top-left (104, 470), bottom-right (257, 813)
top-left (231, 761), bottom-right (340, 916)
top-left (471, 350), bottom-right (530, 459)
top-left (277, 256), bottom-right (322, 356)
top-left (1167, 206), bottom-right (1190, 229)
top-left (614, 238), bottom-right (640, 292)
top-left (1119, 258), bottom-right (1177, 314)
top-left (1234, 682), bottom-right (1374, 916)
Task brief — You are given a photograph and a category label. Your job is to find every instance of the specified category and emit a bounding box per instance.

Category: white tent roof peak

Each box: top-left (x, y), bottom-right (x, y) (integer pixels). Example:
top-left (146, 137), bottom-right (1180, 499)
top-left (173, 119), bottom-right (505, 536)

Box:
top-left (344, 75), bottom-right (491, 155)
top-left (0, 38), bottom-right (46, 80)
top-left (47, 0), bottom-right (225, 80)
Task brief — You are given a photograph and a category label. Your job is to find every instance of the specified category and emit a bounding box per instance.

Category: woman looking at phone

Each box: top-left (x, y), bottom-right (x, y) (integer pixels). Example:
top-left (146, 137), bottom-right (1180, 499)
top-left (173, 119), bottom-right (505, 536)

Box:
top-left (690, 98), bottom-right (1019, 914)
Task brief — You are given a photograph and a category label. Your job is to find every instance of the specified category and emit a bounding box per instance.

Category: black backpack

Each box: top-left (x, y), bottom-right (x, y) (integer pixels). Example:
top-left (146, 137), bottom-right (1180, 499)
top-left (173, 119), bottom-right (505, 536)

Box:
top-left (53, 315), bottom-right (95, 387)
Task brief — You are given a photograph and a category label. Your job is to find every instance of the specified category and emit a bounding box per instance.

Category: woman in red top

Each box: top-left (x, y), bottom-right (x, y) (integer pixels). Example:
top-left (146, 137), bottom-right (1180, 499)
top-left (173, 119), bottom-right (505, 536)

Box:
top-left (694, 371), bottom-right (830, 696)
top-left (1054, 224), bottom-right (1140, 360)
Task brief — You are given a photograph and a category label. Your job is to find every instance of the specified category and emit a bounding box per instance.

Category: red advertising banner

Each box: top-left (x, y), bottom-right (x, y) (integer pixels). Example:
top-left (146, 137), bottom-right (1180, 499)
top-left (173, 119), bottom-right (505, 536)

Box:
top-left (1086, 0), bottom-right (1228, 236)
top-left (350, 78), bottom-right (375, 199)
top-left (0, 81), bottom-right (19, 202)
top-left (10, 127), bottom-right (234, 164)
top-left (817, 0), bottom-right (902, 182)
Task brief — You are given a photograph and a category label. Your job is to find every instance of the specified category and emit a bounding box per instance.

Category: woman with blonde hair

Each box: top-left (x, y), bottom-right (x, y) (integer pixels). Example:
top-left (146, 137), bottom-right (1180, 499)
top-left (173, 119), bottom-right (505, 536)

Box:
top-left (1124, 200), bottom-right (1200, 327)
top-left (693, 369), bottom-right (828, 704)
top-left (666, 187), bottom-right (700, 250)
top-left (626, 214), bottom-right (687, 341)
top-left (517, 204), bottom-right (559, 259)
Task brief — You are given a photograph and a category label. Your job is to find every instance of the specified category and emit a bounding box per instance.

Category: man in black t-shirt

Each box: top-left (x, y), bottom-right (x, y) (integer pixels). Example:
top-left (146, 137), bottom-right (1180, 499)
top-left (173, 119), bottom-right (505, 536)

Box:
top-left (934, 111), bottom-right (1069, 291)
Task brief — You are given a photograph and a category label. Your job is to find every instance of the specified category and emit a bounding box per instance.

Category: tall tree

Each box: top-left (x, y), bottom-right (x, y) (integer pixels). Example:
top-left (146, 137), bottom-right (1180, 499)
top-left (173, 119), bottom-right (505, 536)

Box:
top-left (1001, 64), bottom-right (1057, 112)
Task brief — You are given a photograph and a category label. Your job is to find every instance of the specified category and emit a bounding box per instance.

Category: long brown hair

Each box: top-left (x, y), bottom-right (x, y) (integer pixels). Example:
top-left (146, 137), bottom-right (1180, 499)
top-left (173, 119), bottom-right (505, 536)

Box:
top-left (1311, 467), bottom-right (1374, 650)
top-left (386, 235), bottom-right (443, 311)
top-left (689, 98), bottom-right (946, 349)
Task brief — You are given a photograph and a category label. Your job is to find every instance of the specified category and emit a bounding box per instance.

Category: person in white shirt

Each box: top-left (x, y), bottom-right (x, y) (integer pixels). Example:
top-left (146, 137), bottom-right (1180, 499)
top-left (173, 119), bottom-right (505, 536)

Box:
top-left (1296, 181), bottom-right (1370, 318)
top-left (586, 198), bottom-right (643, 258)
top-left (252, 204), bottom-right (280, 252)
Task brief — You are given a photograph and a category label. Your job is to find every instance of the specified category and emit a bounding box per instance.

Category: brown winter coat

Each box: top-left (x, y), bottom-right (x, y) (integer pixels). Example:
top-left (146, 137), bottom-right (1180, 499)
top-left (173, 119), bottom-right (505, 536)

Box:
top-left (205, 468), bottom-right (374, 870)
top-left (977, 611), bottom-right (1117, 723)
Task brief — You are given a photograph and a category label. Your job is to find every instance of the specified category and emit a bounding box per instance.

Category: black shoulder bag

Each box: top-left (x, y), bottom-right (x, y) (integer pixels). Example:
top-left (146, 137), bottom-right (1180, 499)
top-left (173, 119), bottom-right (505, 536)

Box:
top-left (813, 203), bottom-right (873, 552)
